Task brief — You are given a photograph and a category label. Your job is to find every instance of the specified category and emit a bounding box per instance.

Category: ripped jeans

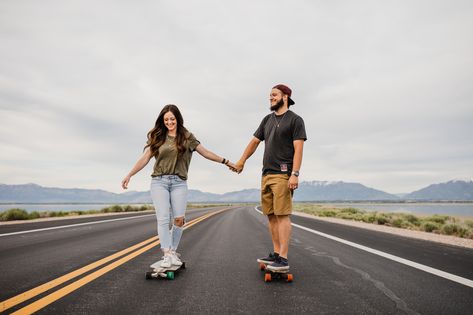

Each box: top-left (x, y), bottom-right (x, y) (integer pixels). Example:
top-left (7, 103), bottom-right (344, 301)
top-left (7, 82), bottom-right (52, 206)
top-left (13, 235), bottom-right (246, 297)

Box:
top-left (150, 175), bottom-right (188, 252)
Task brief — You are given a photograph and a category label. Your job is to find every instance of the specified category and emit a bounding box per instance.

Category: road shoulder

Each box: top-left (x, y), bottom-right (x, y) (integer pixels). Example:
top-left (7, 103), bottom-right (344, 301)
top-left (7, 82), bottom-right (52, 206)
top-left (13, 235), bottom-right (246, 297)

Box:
top-left (293, 211), bottom-right (473, 249)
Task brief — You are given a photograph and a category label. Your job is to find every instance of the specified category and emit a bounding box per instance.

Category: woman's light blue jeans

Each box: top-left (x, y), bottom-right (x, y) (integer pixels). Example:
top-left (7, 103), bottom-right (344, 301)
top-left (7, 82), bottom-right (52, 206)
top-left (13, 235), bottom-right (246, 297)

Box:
top-left (150, 175), bottom-right (188, 252)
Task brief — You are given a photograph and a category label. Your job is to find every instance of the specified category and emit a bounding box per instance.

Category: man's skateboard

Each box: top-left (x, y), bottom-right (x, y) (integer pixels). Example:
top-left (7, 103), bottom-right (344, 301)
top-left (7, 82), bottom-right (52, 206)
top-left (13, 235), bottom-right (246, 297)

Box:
top-left (145, 260), bottom-right (186, 280)
top-left (258, 261), bottom-right (293, 282)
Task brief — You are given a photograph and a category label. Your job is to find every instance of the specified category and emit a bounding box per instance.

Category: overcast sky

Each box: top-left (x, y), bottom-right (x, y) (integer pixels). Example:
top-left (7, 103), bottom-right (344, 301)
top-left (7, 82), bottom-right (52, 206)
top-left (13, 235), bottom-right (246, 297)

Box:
top-left (1, 0), bottom-right (472, 195)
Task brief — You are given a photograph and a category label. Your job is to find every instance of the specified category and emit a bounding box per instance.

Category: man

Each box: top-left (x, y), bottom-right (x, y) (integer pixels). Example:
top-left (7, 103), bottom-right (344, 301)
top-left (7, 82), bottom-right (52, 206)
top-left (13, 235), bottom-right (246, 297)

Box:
top-left (234, 84), bottom-right (306, 271)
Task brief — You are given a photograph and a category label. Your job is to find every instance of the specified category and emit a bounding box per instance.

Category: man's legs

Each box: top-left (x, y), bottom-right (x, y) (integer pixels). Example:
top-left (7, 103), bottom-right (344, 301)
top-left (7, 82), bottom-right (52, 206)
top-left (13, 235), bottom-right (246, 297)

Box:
top-left (267, 214), bottom-right (279, 254)
top-left (259, 174), bottom-right (292, 269)
top-left (266, 174), bottom-right (292, 270)
top-left (267, 214), bottom-right (291, 258)
top-left (275, 215), bottom-right (291, 259)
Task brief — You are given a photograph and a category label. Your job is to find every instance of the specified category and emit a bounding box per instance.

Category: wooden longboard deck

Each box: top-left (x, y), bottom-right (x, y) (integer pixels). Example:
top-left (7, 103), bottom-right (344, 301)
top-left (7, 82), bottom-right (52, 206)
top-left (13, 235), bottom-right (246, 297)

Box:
top-left (258, 261), bottom-right (293, 282)
top-left (258, 261), bottom-right (290, 273)
top-left (150, 260), bottom-right (181, 272)
top-left (146, 260), bottom-right (186, 280)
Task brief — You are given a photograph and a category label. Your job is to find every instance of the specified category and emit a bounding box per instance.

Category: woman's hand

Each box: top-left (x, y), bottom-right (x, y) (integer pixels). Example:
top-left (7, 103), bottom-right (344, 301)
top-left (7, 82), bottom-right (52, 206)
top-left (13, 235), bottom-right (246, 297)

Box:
top-left (121, 175), bottom-right (131, 189)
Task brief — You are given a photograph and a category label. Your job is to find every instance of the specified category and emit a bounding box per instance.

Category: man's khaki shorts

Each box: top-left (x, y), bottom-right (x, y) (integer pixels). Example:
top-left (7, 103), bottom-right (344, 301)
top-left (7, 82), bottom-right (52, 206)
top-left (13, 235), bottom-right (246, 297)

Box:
top-left (261, 174), bottom-right (293, 216)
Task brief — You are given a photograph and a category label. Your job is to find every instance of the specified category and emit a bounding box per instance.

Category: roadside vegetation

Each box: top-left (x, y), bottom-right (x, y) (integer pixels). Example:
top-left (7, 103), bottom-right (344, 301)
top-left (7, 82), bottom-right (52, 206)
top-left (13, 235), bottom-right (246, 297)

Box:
top-left (0, 203), bottom-right (238, 222)
top-left (0, 205), bottom-right (154, 221)
top-left (293, 203), bottom-right (473, 239)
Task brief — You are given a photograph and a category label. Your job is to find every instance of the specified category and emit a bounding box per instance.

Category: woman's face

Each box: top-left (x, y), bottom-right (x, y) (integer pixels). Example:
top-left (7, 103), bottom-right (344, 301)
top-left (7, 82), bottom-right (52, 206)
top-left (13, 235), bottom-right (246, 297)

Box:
top-left (163, 111), bottom-right (177, 133)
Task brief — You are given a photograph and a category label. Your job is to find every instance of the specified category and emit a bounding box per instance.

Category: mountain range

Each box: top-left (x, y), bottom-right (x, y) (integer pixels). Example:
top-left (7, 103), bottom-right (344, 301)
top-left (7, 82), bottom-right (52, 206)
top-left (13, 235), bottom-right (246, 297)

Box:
top-left (1, 180), bottom-right (472, 203)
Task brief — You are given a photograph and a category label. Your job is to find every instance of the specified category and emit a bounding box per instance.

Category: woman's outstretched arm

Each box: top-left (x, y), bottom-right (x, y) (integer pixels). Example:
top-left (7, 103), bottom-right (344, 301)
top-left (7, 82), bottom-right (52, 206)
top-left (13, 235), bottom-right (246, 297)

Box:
top-left (121, 147), bottom-right (153, 189)
top-left (195, 144), bottom-right (235, 169)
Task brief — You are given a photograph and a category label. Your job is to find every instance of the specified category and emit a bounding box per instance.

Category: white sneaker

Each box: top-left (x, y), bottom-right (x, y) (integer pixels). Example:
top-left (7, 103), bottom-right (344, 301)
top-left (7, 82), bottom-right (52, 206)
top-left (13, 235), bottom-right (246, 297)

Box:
top-left (160, 254), bottom-right (172, 268)
top-left (170, 250), bottom-right (183, 266)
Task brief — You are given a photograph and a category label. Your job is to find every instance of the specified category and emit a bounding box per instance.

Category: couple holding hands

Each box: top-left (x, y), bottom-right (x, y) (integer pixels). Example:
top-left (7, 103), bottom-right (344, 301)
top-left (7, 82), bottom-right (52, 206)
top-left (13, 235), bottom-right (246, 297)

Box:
top-left (122, 84), bottom-right (306, 271)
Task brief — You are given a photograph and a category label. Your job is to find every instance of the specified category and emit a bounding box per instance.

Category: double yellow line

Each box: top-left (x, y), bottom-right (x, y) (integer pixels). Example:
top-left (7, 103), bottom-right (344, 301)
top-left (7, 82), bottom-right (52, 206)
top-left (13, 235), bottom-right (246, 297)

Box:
top-left (1, 208), bottom-right (231, 314)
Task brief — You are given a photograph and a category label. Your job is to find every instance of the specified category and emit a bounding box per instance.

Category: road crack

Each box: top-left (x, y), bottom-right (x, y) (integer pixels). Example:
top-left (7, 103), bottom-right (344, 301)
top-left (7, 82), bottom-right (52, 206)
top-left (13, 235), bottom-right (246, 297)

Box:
top-left (302, 244), bottom-right (419, 315)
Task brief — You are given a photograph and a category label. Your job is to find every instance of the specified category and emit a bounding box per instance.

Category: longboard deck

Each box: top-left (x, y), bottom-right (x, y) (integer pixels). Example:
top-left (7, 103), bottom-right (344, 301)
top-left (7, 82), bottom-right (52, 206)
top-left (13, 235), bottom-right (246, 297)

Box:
top-left (150, 260), bottom-right (182, 271)
top-left (146, 260), bottom-right (186, 280)
top-left (258, 261), bottom-right (293, 282)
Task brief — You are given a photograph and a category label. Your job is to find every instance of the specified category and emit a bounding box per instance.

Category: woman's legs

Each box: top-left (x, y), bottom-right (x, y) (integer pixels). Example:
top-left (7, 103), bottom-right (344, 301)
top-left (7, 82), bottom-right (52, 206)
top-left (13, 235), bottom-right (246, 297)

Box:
top-left (150, 178), bottom-right (172, 253)
top-left (169, 177), bottom-right (188, 251)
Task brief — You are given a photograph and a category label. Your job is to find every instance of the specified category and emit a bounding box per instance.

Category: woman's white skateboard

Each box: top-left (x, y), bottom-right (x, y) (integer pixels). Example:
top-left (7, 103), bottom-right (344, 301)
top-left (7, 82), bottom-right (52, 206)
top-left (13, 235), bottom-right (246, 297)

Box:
top-left (145, 260), bottom-right (186, 280)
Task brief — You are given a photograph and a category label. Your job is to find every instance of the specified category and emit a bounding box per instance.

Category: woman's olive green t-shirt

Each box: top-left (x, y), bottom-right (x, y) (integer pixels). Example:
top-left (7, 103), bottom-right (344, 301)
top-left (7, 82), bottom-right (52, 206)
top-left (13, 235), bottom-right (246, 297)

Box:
top-left (151, 132), bottom-right (200, 180)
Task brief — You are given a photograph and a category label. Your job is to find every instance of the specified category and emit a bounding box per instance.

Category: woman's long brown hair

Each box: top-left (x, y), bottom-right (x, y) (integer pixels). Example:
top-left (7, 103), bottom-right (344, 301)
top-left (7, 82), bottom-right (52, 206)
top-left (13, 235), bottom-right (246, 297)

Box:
top-left (145, 104), bottom-right (189, 156)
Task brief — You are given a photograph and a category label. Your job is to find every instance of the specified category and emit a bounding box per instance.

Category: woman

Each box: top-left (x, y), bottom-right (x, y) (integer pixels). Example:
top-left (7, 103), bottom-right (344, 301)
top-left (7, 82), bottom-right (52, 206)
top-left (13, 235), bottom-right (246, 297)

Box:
top-left (122, 104), bottom-right (235, 267)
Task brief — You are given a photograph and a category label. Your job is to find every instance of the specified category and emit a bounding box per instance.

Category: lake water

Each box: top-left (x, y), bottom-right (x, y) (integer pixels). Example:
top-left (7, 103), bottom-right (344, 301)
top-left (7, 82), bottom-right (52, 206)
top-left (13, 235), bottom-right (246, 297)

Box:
top-left (1, 202), bottom-right (473, 217)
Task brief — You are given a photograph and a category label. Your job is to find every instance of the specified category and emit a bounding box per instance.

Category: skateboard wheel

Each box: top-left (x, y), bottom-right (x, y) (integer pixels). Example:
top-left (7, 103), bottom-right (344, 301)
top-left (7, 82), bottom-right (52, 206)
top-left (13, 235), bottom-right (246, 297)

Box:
top-left (166, 271), bottom-right (175, 280)
top-left (259, 263), bottom-right (265, 271)
top-left (145, 271), bottom-right (153, 280)
top-left (264, 273), bottom-right (272, 282)
top-left (286, 273), bottom-right (293, 282)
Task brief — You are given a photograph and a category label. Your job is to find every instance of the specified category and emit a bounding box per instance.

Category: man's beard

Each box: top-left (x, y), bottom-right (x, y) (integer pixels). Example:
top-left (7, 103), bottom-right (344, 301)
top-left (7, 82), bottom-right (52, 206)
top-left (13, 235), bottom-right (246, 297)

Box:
top-left (270, 99), bottom-right (284, 111)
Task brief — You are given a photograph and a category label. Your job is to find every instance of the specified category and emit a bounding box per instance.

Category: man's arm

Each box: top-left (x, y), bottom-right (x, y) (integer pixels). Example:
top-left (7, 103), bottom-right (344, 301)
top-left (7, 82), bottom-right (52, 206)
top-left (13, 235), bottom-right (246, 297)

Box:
top-left (288, 139), bottom-right (304, 190)
top-left (235, 137), bottom-right (261, 173)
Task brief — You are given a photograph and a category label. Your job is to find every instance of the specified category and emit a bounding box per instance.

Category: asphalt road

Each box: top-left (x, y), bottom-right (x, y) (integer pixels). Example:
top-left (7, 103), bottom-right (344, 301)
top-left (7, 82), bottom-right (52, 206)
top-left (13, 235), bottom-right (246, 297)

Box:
top-left (1, 206), bottom-right (472, 314)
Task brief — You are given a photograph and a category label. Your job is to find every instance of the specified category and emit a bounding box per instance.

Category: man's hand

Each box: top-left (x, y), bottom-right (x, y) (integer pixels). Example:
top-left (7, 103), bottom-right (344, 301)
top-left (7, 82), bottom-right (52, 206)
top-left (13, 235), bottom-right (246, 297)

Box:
top-left (234, 160), bottom-right (245, 174)
top-left (288, 175), bottom-right (299, 190)
top-left (226, 161), bottom-right (238, 173)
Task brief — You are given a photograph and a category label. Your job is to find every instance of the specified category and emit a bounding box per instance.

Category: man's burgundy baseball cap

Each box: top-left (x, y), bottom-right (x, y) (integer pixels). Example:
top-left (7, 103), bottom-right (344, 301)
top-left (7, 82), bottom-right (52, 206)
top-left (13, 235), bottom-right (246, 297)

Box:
top-left (273, 84), bottom-right (295, 105)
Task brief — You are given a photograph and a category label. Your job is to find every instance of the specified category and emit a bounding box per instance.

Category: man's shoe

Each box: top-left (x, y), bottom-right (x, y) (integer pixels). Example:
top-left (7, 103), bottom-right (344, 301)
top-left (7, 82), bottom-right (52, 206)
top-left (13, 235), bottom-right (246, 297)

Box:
top-left (257, 252), bottom-right (279, 264)
top-left (266, 256), bottom-right (289, 271)
top-left (170, 250), bottom-right (183, 266)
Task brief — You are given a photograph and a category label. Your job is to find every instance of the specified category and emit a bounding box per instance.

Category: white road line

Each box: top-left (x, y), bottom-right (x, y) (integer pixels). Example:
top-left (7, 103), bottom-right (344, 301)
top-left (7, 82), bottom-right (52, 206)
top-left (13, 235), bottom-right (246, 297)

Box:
top-left (0, 214), bottom-right (155, 237)
top-left (254, 207), bottom-right (473, 288)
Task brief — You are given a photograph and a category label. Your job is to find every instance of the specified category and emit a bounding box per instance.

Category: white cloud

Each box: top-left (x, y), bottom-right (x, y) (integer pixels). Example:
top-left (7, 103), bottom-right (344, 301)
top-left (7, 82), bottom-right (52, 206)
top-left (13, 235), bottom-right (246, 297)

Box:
top-left (1, 0), bottom-right (472, 194)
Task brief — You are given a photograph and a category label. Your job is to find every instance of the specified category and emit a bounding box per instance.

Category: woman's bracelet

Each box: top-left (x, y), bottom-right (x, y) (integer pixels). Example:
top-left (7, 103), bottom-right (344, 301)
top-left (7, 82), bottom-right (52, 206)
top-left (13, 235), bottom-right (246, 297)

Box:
top-left (221, 158), bottom-right (227, 164)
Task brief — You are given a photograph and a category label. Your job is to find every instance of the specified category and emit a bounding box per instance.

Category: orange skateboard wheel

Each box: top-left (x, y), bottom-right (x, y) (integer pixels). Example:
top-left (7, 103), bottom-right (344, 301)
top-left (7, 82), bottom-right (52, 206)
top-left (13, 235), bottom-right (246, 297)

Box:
top-left (286, 273), bottom-right (293, 282)
top-left (259, 263), bottom-right (266, 271)
top-left (264, 273), bottom-right (272, 282)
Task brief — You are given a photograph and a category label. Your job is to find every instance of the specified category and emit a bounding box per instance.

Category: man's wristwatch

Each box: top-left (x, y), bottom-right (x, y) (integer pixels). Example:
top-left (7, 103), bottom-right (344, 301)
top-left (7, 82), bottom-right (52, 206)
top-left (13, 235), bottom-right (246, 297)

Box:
top-left (291, 171), bottom-right (299, 177)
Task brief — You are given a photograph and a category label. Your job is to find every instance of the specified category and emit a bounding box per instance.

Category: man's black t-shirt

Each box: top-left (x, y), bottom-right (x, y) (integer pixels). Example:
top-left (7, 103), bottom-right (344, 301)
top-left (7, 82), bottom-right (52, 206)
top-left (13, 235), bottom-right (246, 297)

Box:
top-left (253, 110), bottom-right (307, 175)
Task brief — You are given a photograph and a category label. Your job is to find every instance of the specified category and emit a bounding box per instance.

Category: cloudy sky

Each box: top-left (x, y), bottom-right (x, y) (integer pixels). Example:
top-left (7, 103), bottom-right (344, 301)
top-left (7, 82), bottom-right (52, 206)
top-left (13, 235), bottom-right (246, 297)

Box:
top-left (1, 0), bottom-right (472, 195)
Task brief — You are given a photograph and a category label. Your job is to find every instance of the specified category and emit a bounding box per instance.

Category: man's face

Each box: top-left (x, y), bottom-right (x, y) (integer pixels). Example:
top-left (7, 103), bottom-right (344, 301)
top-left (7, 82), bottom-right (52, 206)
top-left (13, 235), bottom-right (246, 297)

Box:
top-left (269, 88), bottom-right (285, 111)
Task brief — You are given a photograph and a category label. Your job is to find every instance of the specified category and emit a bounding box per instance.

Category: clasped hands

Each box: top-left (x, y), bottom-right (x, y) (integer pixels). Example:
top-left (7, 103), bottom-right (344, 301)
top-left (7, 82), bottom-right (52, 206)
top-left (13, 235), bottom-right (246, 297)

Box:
top-left (226, 160), bottom-right (299, 190)
top-left (226, 160), bottom-right (244, 174)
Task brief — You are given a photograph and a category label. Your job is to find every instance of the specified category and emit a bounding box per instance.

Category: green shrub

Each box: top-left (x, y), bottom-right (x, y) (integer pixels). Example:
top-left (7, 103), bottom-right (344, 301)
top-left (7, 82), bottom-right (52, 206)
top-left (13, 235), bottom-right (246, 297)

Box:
top-left (422, 222), bottom-right (440, 233)
top-left (442, 224), bottom-right (467, 236)
top-left (426, 215), bottom-right (450, 225)
top-left (48, 211), bottom-right (68, 217)
top-left (319, 210), bottom-right (337, 217)
top-left (362, 213), bottom-right (376, 223)
top-left (29, 211), bottom-right (40, 219)
top-left (340, 207), bottom-right (361, 215)
top-left (464, 220), bottom-right (473, 229)
top-left (0, 208), bottom-right (30, 221)
top-left (111, 205), bottom-right (123, 212)
top-left (392, 219), bottom-right (408, 228)
top-left (375, 214), bottom-right (389, 225)
top-left (338, 213), bottom-right (353, 220)
top-left (402, 214), bottom-right (421, 226)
